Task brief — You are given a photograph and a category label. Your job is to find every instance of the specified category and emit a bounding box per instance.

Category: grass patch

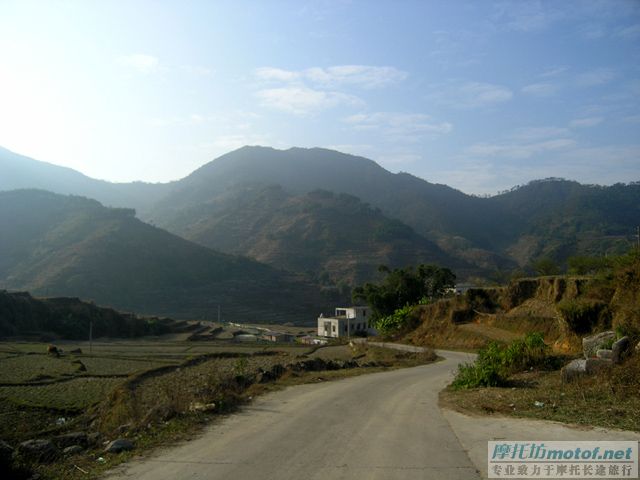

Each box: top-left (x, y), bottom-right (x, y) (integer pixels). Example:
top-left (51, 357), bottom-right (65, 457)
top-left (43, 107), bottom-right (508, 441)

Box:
top-left (441, 350), bottom-right (640, 432)
top-left (0, 355), bottom-right (79, 384)
top-left (0, 377), bottom-right (124, 411)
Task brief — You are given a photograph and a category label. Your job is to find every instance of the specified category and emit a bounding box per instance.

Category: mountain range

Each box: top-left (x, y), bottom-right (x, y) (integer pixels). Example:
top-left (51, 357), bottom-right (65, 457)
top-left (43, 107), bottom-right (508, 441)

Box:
top-left (1, 145), bottom-right (638, 322)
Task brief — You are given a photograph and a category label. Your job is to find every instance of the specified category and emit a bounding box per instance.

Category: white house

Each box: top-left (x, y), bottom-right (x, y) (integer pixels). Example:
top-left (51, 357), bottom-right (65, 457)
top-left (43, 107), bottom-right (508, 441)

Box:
top-left (317, 306), bottom-right (373, 338)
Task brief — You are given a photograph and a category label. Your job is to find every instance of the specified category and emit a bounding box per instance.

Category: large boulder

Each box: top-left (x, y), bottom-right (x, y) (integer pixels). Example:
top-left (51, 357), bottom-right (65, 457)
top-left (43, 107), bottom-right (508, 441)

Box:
top-left (63, 445), bottom-right (84, 455)
top-left (15, 439), bottom-right (59, 463)
top-left (583, 331), bottom-right (615, 358)
top-left (561, 359), bottom-right (587, 383)
top-left (585, 358), bottom-right (613, 374)
top-left (596, 349), bottom-right (613, 360)
top-left (104, 438), bottom-right (134, 454)
top-left (612, 336), bottom-right (631, 364)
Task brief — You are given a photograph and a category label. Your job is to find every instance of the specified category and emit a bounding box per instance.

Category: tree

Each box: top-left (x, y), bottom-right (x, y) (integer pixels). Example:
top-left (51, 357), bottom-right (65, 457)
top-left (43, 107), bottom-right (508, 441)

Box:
top-left (352, 264), bottom-right (456, 320)
top-left (567, 255), bottom-right (610, 275)
top-left (531, 257), bottom-right (560, 276)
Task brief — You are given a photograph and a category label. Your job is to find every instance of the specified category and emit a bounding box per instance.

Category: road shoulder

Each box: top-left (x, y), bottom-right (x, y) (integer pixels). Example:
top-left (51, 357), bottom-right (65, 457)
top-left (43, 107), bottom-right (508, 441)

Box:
top-left (441, 407), bottom-right (640, 479)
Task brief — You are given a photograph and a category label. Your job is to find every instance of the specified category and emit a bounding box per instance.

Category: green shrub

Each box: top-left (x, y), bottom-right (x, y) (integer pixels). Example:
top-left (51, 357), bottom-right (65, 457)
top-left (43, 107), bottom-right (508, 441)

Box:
top-left (375, 304), bottom-right (415, 336)
top-left (452, 332), bottom-right (552, 389)
top-left (451, 360), bottom-right (502, 389)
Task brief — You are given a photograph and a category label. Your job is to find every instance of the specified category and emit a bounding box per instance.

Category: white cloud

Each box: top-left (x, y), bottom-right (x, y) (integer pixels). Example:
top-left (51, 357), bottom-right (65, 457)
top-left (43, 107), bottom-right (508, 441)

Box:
top-left (510, 126), bottom-right (571, 141)
top-left (569, 117), bottom-right (603, 128)
top-left (377, 152), bottom-right (423, 165)
top-left (492, 2), bottom-right (564, 32)
top-left (576, 68), bottom-right (616, 87)
top-left (466, 138), bottom-right (576, 159)
top-left (615, 23), bottom-right (640, 39)
top-left (209, 134), bottom-right (271, 151)
top-left (426, 82), bottom-right (513, 109)
top-left (577, 23), bottom-right (607, 40)
top-left (254, 67), bottom-right (301, 82)
top-left (256, 86), bottom-right (361, 115)
top-left (343, 112), bottom-right (452, 141)
top-left (539, 66), bottom-right (569, 78)
top-left (117, 54), bottom-right (159, 74)
top-left (304, 65), bottom-right (407, 88)
top-left (254, 65), bottom-right (408, 89)
top-left (521, 82), bottom-right (559, 97)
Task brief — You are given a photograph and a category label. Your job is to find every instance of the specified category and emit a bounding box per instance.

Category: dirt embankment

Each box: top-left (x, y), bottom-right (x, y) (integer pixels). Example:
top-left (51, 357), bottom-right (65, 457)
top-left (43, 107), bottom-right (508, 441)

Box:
top-left (405, 276), bottom-right (595, 353)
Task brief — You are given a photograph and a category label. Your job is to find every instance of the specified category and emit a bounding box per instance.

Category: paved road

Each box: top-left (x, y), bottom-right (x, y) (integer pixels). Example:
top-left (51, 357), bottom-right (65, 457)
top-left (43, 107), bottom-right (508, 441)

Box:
top-left (105, 350), bottom-right (481, 480)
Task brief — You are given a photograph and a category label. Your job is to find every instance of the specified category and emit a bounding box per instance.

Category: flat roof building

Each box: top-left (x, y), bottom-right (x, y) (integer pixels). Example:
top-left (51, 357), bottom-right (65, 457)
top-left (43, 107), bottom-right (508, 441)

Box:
top-left (317, 306), bottom-right (374, 338)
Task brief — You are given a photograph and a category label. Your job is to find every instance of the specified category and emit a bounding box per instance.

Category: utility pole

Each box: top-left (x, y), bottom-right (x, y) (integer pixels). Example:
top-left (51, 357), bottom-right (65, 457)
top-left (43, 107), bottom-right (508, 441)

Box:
top-left (89, 320), bottom-right (93, 354)
top-left (636, 226), bottom-right (640, 251)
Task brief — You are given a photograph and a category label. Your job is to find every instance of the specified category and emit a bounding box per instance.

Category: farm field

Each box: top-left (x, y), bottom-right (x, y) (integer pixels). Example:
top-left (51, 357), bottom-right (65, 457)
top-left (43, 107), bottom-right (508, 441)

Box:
top-left (0, 331), bottom-right (436, 480)
top-left (0, 337), bottom-right (314, 443)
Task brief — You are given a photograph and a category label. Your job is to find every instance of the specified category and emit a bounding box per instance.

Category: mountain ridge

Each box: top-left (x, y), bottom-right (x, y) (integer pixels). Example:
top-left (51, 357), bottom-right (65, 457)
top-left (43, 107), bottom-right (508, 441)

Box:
top-left (1, 145), bottom-right (638, 280)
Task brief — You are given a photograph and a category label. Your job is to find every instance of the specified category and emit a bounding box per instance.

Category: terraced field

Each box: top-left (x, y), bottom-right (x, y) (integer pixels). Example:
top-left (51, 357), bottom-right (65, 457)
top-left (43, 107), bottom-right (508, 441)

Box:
top-left (0, 377), bottom-right (124, 410)
top-left (0, 338), bottom-right (314, 444)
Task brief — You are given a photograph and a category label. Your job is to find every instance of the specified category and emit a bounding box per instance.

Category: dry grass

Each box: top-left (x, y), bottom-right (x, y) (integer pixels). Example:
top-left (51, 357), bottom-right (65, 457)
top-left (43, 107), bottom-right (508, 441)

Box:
top-left (441, 353), bottom-right (640, 432)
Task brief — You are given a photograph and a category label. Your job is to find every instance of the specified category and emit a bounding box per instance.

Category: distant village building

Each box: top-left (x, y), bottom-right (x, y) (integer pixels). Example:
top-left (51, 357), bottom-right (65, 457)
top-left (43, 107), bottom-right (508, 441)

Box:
top-left (447, 283), bottom-right (475, 295)
top-left (317, 306), bottom-right (373, 338)
top-left (262, 331), bottom-right (295, 343)
top-left (299, 335), bottom-right (328, 345)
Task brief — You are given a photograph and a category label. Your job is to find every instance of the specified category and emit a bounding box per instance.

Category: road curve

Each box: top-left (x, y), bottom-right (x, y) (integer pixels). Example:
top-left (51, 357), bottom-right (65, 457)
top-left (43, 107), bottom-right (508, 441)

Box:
top-left (105, 350), bottom-right (480, 480)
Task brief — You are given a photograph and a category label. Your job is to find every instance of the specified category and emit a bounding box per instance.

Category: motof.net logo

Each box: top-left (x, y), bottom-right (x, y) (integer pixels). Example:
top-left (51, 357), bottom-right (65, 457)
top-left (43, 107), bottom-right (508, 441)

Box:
top-left (487, 441), bottom-right (638, 478)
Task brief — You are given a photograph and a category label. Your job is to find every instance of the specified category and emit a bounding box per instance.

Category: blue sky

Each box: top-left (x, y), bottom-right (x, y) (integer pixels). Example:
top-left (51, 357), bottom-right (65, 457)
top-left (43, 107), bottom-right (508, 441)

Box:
top-left (0, 0), bottom-right (638, 194)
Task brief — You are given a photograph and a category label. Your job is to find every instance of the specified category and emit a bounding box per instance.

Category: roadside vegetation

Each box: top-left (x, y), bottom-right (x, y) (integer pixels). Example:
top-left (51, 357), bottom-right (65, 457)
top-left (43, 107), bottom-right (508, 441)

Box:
top-left (451, 332), bottom-right (562, 389)
top-left (441, 350), bottom-right (640, 432)
top-left (441, 249), bottom-right (640, 431)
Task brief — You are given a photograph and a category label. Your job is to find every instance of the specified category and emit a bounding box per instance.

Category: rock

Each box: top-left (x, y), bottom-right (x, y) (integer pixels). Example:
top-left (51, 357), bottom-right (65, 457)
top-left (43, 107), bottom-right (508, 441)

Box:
top-left (561, 359), bottom-right (587, 382)
top-left (104, 439), bottom-right (134, 454)
top-left (116, 424), bottom-right (132, 435)
top-left (189, 402), bottom-right (216, 413)
top-left (612, 336), bottom-right (631, 364)
top-left (596, 349), bottom-right (613, 360)
top-left (257, 364), bottom-right (287, 382)
top-left (585, 357), bottom-right (613, 374)
top-left (87, 432), bottom-right (102, 447)
top-left (582, 331), bottom-right (615, 358)
top-left (69, 348), bottom-right (83, 354)
top-left (15, 439), bottom-right (59, 463)
top-left (636, 341), bottom-right (640, 352)
top-left (62, 445), bottom-right (83, 455)
top-left (54, 432), bottom-right (88, 449)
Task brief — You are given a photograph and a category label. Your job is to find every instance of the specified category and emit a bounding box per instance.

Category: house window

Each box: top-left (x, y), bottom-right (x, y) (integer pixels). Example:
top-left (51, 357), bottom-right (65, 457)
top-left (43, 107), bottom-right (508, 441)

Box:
top-left (332, 325), bottom-right (336, 332)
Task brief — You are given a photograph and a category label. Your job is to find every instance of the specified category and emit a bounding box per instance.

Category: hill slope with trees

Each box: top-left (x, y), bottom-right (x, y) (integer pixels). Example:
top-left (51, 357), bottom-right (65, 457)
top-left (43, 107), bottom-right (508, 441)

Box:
top-left (0, 190), bottom-right (333, 323)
